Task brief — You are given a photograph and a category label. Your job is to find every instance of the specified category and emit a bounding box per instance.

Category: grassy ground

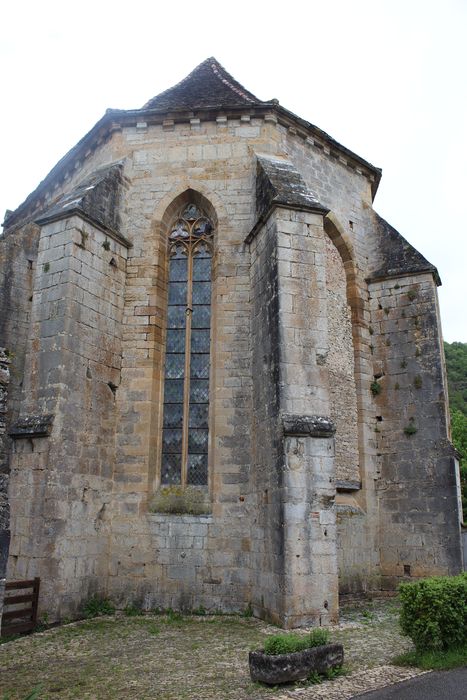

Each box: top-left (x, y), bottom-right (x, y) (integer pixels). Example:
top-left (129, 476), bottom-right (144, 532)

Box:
top-left (0, 599), bottom-right (413, 700)
top-left (393, 645), bottom-right (467, 671)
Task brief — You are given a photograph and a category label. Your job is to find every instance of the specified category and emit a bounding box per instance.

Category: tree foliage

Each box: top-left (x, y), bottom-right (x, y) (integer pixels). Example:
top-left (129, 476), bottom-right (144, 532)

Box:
top-left (445, 342), bottom-right (467, 520)
top-left (444, 341), bottom-right (467, 415)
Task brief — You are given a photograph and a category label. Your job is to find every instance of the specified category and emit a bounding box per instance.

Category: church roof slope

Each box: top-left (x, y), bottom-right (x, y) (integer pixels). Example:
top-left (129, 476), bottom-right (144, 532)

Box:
top-left (143, 57), bottom-right (266, 111)
top-left (369, 213), bottom-right (440, 285)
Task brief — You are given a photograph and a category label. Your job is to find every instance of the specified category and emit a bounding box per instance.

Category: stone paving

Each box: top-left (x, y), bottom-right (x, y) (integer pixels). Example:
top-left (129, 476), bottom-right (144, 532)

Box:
top-left (0, 598), bottom-right (426, 699)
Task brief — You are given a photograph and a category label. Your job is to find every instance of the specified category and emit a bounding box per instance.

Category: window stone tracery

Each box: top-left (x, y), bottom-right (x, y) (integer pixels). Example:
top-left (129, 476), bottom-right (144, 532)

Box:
top-left (161, 204), bottom-right (214, 487)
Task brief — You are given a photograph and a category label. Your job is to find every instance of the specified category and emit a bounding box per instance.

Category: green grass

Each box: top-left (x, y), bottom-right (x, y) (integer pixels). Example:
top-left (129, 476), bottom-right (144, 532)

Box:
top-left (263, 628), bottom-right (329, 655)
top-left (393, 645), bottom-right (467, 670)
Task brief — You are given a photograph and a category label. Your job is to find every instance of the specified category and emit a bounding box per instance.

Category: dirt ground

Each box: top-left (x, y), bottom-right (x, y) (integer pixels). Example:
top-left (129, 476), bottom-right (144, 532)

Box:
top-left (0, 599), bottom-right (416, 700)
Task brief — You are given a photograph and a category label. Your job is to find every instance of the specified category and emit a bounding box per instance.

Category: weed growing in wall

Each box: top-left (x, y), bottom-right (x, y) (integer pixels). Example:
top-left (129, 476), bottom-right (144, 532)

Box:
top-left (404, 419), bottom-right (417, 436)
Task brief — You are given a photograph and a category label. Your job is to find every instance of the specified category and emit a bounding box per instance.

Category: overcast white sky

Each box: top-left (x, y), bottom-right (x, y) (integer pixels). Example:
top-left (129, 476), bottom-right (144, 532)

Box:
top-left (1, 0), bottom-right (466, 341)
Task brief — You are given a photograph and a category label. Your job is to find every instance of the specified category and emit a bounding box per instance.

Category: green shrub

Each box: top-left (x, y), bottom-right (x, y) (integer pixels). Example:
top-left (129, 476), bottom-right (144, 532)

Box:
top-left (399, 573), bottom-right (467, 651)
top-left (82, 595), bottom-right (115, 619)
top-left (264, 628), bottom-right (329, 655)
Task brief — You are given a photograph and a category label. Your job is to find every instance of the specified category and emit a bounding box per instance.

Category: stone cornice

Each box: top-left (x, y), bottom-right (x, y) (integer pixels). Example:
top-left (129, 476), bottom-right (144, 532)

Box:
top-left (3, 104), bottom-right (382, 232)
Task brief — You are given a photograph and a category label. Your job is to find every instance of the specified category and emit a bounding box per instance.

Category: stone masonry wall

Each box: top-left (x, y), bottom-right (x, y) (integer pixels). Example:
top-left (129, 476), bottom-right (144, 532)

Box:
top-left (249, 215), bottom-right (283, 623)
top-left (0, 348), bottom-right (10, 630)
top-left (7, 215), bottom-right (128, 617)
top-left (325, 235), bottom-right (359, 482)
top-left (106, 118), bottom-right (261, 612)
top-left (5, 109), bottom-right (457, 620)
top-left (274, 208), bottom-right (338, 626)
top-left (369, 273), bottom-right (462, 587)
top-left (0, 224), bottom-right (40, 420)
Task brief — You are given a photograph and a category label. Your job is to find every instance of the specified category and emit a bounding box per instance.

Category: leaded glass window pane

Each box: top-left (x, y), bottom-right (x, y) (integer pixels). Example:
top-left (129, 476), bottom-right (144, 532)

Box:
top-left (187, 454), bottom-right (208, 486)
top-left (191, 305), bottom-right (210, 329)
top-left (169, 282), bottom-right (188, 305)
top-left (192, 257), bottom-right (211, 281)
top-left (167, 306), bottom-right (186, 329)
top-left (189, 403), bottom-right (209, 428)
top-left (161, 203), bottom-right (213, 489)
top-left (162, 454), bottom-right (182, 485)
top-left (192, 281), bottom-right (211, 304)
top-left (166, 329), bottom-right (186, 353)
top-left (191, 354), bottom-right (210, 379)
top-left (190, 380), bottom-right (209, 404)
top-left (163, 404), bottom-right (184, 428)
top-left (163, 379), bottom-right (184, 403)
top-left (191, 329), bottom-right (210, 353)
top-left (169, 258), bottom-right (188, 282)
top-left (164, 354), bottom-right (185, 379)
top-left (162, 428), bottom-right (183, 453)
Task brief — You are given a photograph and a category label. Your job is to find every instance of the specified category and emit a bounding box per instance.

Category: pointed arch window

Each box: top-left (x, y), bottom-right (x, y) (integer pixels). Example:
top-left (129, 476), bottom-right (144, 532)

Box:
top-left (161, 204), bottom-right (214, 487)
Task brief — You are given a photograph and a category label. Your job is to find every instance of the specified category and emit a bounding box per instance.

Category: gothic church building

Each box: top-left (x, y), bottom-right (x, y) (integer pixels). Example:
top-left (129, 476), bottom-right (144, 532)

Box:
top-left (0, 59), bottom-right (463, 626)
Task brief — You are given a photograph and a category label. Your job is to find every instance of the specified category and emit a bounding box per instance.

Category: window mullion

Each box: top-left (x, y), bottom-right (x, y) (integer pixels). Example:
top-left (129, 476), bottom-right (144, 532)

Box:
top-left (181, 239), bottom-right (193, 486)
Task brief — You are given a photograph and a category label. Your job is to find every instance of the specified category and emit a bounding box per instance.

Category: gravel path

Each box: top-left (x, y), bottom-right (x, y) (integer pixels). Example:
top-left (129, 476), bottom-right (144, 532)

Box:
top-left (0, 598), bottom-right (425, 699)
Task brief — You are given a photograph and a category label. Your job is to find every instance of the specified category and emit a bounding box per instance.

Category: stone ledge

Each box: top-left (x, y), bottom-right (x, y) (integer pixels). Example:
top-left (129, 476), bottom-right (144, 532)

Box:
top-left (282, 414), bottom-right (335, 437)
top-left (146, 513), bottom-right (213, 524)
top-left (336, 480), bottom-right (361, 492)
top-left (9, 414), bottom-right (54, 439)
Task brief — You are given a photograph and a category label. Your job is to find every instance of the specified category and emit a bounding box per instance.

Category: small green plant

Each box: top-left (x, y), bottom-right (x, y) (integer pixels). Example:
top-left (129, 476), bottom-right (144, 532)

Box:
top-left (400, 359), bottom-right (407, 369)
top-left (82, 595), bottom-right (115, 618)
top-left (395, 382), bottom-right (400, 390)
top-left (394, 283), bottom-right (400, 290)
top-left (361, 609), bottom-right (375, 623)
top-left (192, 605), bottom-right (206, 616)
top-left (413, 375), bottom-right (423, 389)
top-left (384, 307), bottom-right (390, 315)
top-left (165, 608), bottom-right (183, 624)
top-left (371, 380), bottom-right (382, 396)
top-left (124, 603), bottom-right (142, 617)
top-left (324, 665), bottom-right (347, 680)
top-left (415, 347), bottom-right (421, 357)
top-left (306, 670), bottom-right (322, 684)
top-left (242, 602), bottom-right (253, 618)
top-left (35, 611), bottom-right (49, 632)
top-left (404, 419), bottom-right (417, 436)
top-left (407, 289), bottom-right (417, 301)
top-left (264, 628), bottom-right (329, 655)
top-left (102, 239), bottom-right (111, 251)
top-left (43, 262), bottom-right (50, 273)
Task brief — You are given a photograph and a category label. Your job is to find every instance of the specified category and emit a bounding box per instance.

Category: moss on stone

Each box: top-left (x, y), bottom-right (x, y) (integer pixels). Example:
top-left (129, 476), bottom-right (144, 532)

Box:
top-left (149, 486), bottom-right (210, 515)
